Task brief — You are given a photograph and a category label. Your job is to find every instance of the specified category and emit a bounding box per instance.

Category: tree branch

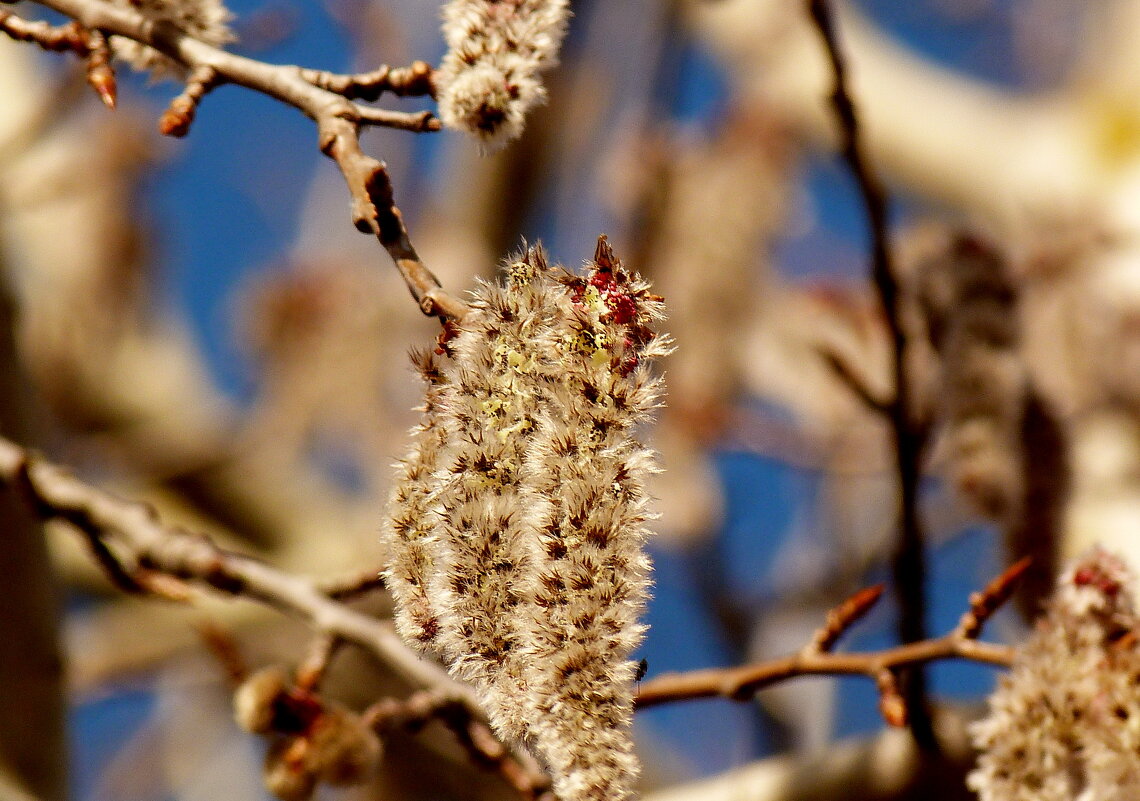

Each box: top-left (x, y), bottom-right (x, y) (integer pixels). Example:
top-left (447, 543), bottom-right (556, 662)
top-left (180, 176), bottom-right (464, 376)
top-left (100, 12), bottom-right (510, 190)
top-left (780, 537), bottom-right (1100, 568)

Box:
top-left (805, 0), bottom-right (934, 747)
top-left (635, 560), bottom-right (1023, 717)
top-left (8, 0), bottom-right (468, 321)
top-left (0, 437), bottom-right (441, 688)
top-left (0, 432), bottom-right (552, 794)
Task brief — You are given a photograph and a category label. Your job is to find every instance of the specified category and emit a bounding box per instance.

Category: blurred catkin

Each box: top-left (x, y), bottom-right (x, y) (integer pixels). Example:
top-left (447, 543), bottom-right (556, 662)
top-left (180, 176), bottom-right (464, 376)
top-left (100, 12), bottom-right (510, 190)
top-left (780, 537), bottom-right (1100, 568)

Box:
top-left (108, 0), bottom-right (234, 78)
top-left (435, 0), bottom-right (570, 152)
top-left (969, 547), bottom-right (1140, 801)
top-left (381, 238), bottom-right (668, 800)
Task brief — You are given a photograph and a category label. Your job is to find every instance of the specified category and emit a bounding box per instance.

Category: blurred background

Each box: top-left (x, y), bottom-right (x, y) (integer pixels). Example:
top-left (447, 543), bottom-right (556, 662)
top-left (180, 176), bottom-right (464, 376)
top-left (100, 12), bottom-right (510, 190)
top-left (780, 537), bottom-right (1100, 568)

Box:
top-left (3, 0), bottom-right (1136, 798)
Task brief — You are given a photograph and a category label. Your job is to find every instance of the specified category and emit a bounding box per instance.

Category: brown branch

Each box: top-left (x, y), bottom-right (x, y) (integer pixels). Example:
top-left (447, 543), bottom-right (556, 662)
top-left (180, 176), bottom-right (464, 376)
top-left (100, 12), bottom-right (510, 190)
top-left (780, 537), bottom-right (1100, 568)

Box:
top-left (0, 435), bottom-right (467, 704)
top-left (0, 10), bottom-right (115, 107)
top-left (368, 691), bottom-right (554, 801)
top-left (635, 562), bottom-right (1022, 716)
top-left (806, 0), bottom-right (934, 746)
top-left (299, 60), bottom-right (436, 101)
top-left (807, 583), bottom-right (884, 654)
top-left (0, 434), bottom-right (550, 796)
top-left (17, 0), bottom-right (467, 321)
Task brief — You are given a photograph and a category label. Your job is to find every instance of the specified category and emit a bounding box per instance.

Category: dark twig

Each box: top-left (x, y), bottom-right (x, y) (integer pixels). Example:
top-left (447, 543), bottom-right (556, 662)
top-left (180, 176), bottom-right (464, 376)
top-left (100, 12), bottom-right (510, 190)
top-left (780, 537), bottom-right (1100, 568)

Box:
top-left (806, 0), bottom-right (935, 747)
top-left (817, 346), bottom-right (891, 415)
top-left (635, 561), bottom-right (1023, 720)
top-left (366, 690), bottom-right (554, 800)
top-left (317, 569), bottom-right (387, 601)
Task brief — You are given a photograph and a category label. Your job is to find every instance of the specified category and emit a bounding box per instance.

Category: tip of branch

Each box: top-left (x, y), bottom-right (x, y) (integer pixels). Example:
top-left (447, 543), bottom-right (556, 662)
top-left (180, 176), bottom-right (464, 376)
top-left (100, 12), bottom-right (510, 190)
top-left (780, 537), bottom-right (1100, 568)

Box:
top-left (875, 669), bottom-right (907, 727)
top-left (810, 583), bottom-right (885, 653)
top-left (88, 68), bottom-right (117, 109)
top-left (959, 557), bottom-right (1032, 639)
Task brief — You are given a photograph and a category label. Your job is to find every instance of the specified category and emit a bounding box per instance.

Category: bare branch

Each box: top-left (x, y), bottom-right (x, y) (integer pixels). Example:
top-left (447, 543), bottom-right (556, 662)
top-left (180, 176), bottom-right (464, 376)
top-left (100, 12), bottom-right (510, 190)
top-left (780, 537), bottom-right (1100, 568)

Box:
top-left (635, 564), bottom-right (1020, 720)
top-left (298, 60), bottom-right (436, 101)
top-left (0, 10), bottom-right (116, 107)
top-left (0, 435), bottom-right (464, 703)
top-left (806, 0), bottom-right (934, 745)
top-left (0, 434), bottom-right (552, 795)
top-left (368, 690), bottom-right (554, 801)
top-left (17, 0), bottom-right (467, 321)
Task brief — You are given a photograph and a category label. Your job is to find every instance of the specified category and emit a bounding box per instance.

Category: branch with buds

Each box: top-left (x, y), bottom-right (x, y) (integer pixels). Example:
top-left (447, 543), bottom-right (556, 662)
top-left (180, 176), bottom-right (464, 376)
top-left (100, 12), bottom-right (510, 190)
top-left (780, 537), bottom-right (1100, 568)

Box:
top-left (1, 0), bottom-right (466, 320)
top-left (0, 435), bottom-right (550, 800)
top-left (806, 0), bottom-right (936, 744)
top-left (634, 559), bottom-right (1026, 727)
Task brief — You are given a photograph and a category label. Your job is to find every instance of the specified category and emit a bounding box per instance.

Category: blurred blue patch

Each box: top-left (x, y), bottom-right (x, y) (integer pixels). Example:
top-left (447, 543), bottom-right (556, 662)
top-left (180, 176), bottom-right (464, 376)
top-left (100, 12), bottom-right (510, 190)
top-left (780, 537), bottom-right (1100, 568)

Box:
top-left (71, 687), bottom-right (155, 801)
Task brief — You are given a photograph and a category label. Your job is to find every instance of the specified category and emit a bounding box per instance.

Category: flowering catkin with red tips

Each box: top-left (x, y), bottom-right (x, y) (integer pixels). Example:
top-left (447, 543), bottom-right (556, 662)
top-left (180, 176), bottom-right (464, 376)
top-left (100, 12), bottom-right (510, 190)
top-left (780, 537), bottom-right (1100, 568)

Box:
top-left (381, 237), bottom-right (669, 800)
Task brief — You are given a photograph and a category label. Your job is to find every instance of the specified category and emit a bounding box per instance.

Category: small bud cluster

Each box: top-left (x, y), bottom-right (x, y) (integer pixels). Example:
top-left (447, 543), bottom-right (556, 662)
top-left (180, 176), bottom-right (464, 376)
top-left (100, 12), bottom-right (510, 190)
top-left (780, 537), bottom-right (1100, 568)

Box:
top-left (108, 0), bottom-right (234, 79)
top-left (234, 667), bottom-right (382, 801)
top-left (435, 0), bottom-right (570, 152)
top-left (382, 238), bottom-right (668, 800)
top-left (968, 548), bottom-right (1140, 801)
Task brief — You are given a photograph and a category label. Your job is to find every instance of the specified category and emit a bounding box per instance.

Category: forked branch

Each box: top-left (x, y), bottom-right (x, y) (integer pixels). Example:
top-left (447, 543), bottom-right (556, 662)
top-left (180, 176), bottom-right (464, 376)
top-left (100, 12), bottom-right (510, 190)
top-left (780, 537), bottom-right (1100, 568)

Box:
top-left (2, 0), bottom-right (467, 320)
top-left (635, 559), bottom-right (1027, 726)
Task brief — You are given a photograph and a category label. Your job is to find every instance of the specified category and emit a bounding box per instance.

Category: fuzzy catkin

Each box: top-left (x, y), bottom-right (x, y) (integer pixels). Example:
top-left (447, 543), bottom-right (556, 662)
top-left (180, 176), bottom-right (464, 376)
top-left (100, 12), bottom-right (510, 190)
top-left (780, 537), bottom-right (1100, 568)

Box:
top-left (381, 350), bottom-right (449, 650)
top-left (427, 247), bottom-right (570, 741)
top-left (382, 239), bottom-right (667, 800)
top-left (520, 238), bottom-right (668, 801)
top-left (435, 0), bottom-right (570, 152)
top-left (108, 0), bottom-right (234, 78)
top-left (968, 547), bottom-right (1140, 801)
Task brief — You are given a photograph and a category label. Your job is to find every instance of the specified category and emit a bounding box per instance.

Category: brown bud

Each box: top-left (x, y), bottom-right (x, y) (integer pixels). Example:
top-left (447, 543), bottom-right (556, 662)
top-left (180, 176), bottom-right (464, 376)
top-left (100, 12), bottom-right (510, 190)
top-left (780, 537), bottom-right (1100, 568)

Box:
top-left (234, 667), bottom-right (288, 734)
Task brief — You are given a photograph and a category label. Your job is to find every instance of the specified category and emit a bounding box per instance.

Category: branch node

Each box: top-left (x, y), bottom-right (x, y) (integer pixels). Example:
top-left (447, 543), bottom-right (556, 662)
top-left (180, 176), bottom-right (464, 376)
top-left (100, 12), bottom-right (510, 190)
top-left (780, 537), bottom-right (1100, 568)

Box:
top-left (807, 583), bottom-right (885, 653)
top-left (958, 556), bottom-right (1032, 639)
top-left (159, 65), bottom-right (220, 137)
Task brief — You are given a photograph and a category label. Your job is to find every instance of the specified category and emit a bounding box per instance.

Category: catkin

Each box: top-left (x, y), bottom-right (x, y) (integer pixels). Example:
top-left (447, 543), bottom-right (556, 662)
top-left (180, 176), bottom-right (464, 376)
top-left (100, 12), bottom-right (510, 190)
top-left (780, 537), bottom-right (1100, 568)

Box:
top-left (435, 0), bottom-right (570, 151)
top-left (108, 0), bottom-right (234, 78)
top-left (380, 350), bottom-right (448, 650)
top-left (520, 238), bottom-right (668, 801)
top-left (969, 548), bottom-right (1140, 801)
top-left (382, 238), bottom-right (668, 800)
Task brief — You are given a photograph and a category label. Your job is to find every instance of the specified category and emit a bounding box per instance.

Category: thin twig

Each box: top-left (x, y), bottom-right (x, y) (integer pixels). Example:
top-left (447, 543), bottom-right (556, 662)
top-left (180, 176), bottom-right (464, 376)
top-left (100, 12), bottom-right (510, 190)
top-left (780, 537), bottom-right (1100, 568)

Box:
top-left (0, 10), bottom-right (116, 106)
top-left (197, 620), bottom-right (250, 687)
top-left (806, 0), bottom-right (934, 747)
top-left (299, 60), bottom-right (436, 101)
top-left (635, 561), bottom-right (1022, 715)
top-left (368, 691), bottom-right (554, 800)
top-left (15, 0), bottom-right (467, 321)
top-left (294, 633), bottom-right (344, 692)
top-left (158, 65), bottom-right (220, 137)
top-left (317, 569), bottom-right (387, 601)
top-left (817, 346), bottom-right (892, 415)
